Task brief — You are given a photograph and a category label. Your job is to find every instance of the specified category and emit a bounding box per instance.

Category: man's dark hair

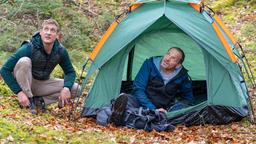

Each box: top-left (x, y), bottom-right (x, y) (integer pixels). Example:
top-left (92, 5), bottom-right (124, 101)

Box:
top-left (168, 47), bottom-right (185, 64)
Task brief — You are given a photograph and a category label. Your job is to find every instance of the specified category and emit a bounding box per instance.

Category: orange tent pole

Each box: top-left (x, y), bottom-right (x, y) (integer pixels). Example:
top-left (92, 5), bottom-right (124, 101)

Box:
top-left (189, 3), bottom-right (201, 12)
top-left (212, 22), bottom-right (238, 62)
top-left (89, 21), bottom-right (118, 60)
top-left (130, 3), bottom-right (143, 11)
top-left (89, 3), bottom-right (144, 60)
top-left (214, 15), bottom-right (237, 44)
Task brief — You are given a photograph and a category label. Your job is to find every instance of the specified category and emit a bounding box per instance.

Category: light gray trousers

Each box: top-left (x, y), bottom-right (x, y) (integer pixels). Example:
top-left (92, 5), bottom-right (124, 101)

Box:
top-left (14, 57), bottom-right (80, 105)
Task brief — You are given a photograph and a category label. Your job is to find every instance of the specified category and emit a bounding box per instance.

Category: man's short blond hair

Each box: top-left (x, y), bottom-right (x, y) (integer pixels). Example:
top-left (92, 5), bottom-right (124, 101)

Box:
top-left (41, 18), bottom-right (60, 32)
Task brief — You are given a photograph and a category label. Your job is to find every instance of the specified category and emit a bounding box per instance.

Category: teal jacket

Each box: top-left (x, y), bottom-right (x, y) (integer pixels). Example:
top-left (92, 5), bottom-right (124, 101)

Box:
top-left (0, 32), bottom-right (76, 94)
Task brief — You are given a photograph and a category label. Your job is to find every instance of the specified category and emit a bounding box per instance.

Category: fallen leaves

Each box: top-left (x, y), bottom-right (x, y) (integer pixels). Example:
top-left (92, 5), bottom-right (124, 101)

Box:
top-left (231, 123), bottom-right (239, 131)
top-left (1, 92), bottom-right (256, 143)
top-left (1, 77), bottom-right (256, 143)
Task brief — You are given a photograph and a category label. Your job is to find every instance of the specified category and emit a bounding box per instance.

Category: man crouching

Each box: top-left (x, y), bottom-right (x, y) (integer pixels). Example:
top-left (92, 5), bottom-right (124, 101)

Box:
top-left (0, 19), bottom-right (80, 114)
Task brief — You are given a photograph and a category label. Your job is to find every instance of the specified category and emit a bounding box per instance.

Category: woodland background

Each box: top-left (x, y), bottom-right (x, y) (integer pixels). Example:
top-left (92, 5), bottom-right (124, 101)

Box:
top-left (0, 0), bottom-right (256, 143)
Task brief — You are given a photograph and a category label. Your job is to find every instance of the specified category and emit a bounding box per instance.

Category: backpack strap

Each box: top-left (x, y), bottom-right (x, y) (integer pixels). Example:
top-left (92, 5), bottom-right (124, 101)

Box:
top-left (21, 39), bottom-right (33, 48)
top-left (138, 107), bottom-right (143, 116)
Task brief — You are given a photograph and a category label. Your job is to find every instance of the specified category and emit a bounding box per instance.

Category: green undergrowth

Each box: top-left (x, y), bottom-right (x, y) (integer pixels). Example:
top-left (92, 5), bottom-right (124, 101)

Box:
top-left (0, 0), bottom-right (126, 52)
top-left (0, 51), bottom-right (12, 66)
top-left (0, 96), bottom-right (112, 143)
top-left (210, 0), bottom-right (255, 12)
top-left (0, 96), bottom-right (141, 143)
top-left (210, 0), bottom-right (256, 50)
top-left (0, 118), bottom-right (113, 143)
top-left (0, 80), bottom-right (13, 97)
top-left (240, 23), bottom-right (256, 50)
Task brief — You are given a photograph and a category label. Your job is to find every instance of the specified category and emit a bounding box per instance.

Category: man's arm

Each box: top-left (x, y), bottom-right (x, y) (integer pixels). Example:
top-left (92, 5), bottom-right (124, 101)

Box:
top-left (59, 48), bottom-right (76, 90)
top-left (58, 48), bottom-right (76, 107)
top-left (132, 59), bottom-right (156, 110)
top-left (0, 44), bottom-right (31, 94)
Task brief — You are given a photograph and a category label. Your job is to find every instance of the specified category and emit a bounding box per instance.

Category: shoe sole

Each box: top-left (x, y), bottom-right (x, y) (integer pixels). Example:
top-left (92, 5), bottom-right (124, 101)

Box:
top-left (30, 108), bottom-right (37, 114)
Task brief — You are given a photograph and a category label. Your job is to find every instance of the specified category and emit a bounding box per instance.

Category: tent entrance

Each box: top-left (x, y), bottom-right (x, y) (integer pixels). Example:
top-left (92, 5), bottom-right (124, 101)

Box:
top-left (121, 16), bottom-right (207, 105)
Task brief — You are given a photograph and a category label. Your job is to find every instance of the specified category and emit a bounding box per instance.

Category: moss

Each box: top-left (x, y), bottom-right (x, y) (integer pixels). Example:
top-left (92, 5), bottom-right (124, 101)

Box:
top-left (0, 81), bottom-right (13, 97)
top-left (245, 42), bottom-right (256, 50)
top-left (0, 117), bottom-right (115, 143)
top-left (241, 23), bottom-right (256, 39)
top-left (222, 12), bottom-right (236, 23)
top-left (211, 0), bottom-right (236, 11)
top-left (51, 65), bottom-right (64, 78)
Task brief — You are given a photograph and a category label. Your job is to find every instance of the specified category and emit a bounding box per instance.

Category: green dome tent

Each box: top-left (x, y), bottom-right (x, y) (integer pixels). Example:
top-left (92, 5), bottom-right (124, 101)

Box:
top-left (79, 0), bottom-right (255, 125)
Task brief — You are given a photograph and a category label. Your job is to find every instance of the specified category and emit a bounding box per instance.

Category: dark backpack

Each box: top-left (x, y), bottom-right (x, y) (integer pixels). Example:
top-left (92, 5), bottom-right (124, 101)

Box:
top-left (124, 107), bottom-right (175, 132)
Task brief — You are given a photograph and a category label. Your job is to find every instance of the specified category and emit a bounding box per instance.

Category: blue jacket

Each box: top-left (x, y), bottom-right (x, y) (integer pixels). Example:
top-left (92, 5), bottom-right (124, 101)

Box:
top-left (132, 57), bottom-right (194, 110)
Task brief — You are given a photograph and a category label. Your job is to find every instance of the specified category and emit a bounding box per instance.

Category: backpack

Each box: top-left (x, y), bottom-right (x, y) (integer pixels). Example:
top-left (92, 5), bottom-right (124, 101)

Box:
top-left (124, 107), bottom-right (175, 132)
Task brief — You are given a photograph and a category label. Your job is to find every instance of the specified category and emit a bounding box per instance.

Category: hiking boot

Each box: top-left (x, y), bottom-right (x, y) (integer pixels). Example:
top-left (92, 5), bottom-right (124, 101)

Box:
top-left (34, 96), bottom-right (47, 113)
top-left (28, 97), bottom-right (37, 114)
top-left (110, 93), bottom-right (128, 126)
top-left (58, 99), bottom-right (64, 109)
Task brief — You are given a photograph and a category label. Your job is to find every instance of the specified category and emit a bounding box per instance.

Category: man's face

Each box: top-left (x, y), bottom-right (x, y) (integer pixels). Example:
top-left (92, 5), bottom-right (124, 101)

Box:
top-left (160, 48), bottom-right (182, 72)
top-left (40, 24), bottom-right (58, 45)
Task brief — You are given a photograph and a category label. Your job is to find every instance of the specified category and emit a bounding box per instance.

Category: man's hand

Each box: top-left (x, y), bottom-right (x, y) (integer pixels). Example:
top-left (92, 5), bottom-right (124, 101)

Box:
top-left (157, 108), bottom-right (167, 113)
top-left (58, 87), bottom-right (71, 108)
top-left (17, 91), bottom-right (29, 107)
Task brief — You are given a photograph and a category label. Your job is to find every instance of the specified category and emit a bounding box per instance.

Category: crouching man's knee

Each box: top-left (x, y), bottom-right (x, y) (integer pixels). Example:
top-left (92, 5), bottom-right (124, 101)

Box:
top-left (16, 57), bottom-right (32, 68)
top-left (14, 57), bottom-right (32, 73)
